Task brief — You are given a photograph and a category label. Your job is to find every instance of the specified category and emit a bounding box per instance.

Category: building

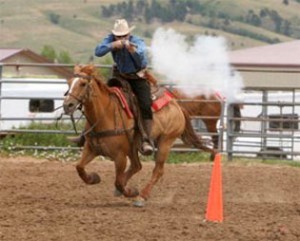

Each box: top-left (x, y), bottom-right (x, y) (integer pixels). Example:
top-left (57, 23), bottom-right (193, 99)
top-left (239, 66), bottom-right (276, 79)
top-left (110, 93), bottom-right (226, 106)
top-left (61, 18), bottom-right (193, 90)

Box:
top-left (227, 41), bottom-right (300, 160)
top-left (0, 48), bottom-right (72, 79)
top-left (229, 40), bottom-right (300, 88)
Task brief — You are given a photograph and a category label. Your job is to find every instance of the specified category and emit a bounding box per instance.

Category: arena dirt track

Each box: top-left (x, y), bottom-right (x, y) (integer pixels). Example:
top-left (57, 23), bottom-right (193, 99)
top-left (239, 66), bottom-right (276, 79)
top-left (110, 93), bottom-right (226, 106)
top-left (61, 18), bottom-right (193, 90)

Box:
top-left (0, 156), bottom-right (300, 241)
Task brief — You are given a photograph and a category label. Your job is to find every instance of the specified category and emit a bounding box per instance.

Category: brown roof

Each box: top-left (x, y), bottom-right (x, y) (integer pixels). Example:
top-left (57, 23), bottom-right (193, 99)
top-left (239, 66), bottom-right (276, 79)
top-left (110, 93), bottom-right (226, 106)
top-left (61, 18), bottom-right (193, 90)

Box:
top-left (0, 48), bottom-right (56, 63)
top-left (229, 40), bottom-right (300, 66)
top-left (0, 48), bottom-right (73, 78)
top-left (0, 48), bottom-right (24, 61)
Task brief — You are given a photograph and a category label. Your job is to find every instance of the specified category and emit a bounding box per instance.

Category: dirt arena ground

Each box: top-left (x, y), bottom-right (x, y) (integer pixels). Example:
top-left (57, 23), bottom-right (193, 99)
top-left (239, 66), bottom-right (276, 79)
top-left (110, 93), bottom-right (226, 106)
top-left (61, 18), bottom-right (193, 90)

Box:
top-left (0, 156), bottom-right (299, 241)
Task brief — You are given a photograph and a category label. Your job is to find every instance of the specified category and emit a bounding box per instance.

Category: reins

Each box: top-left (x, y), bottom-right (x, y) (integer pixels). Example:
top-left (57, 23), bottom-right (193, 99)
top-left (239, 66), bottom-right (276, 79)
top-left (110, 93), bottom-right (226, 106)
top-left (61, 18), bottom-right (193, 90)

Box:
top-left (66, 73), bottom-right (134, 139)
top-left (77, 107), bottom-right (134, 139)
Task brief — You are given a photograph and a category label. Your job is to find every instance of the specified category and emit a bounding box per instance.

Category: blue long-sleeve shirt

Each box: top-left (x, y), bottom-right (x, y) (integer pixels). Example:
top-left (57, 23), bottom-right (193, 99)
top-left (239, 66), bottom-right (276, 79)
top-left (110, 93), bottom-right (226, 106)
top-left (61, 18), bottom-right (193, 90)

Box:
top-left (95, 34), bottom-right (148, 74)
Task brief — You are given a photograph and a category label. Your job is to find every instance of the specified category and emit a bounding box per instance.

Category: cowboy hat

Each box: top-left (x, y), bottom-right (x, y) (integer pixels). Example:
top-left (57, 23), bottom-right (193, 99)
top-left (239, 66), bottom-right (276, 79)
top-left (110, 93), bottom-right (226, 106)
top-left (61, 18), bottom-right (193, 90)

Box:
top-left (111, 19), bottom-right (135, 36)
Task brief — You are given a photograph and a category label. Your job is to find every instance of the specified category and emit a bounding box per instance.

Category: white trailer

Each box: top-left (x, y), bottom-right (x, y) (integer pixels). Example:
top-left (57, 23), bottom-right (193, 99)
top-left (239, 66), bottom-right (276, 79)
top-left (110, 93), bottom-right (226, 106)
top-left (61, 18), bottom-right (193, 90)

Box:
top-left (0, 78), bottom-right (69, 131)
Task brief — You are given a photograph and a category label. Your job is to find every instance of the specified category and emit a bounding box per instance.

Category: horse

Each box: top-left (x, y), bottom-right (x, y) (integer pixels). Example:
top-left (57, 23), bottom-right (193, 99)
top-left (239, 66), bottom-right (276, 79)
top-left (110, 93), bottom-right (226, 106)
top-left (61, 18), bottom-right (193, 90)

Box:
top-left (169, 88), bottom-right (241, 151)
top-left (63, 64), bottom-right (215, 207)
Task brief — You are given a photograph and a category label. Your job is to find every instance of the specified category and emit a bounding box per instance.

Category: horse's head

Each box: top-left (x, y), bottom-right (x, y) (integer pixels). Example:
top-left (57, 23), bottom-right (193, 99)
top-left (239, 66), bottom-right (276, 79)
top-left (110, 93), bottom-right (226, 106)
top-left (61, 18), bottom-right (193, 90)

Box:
top-left (63, 64), bottom-right (97, 115)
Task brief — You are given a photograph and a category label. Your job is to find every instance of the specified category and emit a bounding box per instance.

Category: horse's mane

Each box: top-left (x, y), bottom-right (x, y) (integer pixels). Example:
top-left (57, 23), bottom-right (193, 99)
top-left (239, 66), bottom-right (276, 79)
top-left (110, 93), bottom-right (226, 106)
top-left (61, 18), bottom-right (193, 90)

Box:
top-left (75, 64), bottom-right (109, 92)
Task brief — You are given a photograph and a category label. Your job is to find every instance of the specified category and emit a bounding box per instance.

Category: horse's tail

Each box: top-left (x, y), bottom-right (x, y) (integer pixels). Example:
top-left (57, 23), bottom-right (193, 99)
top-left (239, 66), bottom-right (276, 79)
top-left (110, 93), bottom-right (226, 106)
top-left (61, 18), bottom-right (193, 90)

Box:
top-left (180, 107), bottom-right (215, 155)
top-left (232, 104), bottom-right (242, 133)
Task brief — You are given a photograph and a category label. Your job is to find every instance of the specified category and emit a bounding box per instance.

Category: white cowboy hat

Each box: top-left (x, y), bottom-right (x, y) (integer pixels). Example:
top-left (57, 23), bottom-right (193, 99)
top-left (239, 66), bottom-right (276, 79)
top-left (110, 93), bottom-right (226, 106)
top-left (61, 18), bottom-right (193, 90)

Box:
top-left (111, 19), bottom-right (135, 36)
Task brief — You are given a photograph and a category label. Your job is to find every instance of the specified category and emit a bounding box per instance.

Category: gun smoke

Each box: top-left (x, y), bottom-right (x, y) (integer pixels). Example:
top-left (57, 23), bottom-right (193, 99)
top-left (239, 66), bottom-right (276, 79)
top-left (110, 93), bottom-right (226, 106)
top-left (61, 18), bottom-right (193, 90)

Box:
top-left (149, 28), bottom-right (243, 102)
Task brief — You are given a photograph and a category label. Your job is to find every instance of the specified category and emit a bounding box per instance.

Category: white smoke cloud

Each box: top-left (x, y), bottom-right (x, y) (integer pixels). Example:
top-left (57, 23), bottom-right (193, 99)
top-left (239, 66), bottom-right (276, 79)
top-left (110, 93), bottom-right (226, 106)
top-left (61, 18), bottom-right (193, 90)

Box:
top-left (149, 28), bottom-right (244, 102)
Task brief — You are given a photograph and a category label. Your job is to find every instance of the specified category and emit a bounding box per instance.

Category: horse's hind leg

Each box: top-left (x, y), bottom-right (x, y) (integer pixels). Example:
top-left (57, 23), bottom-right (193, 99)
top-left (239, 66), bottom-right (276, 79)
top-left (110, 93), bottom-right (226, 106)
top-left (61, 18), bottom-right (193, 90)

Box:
top-left (203, 119), bottom-right (219, 150)
top-left (134, 137), bottom-right (174, 207)
top-left (203, 119), bottom-right (219, 161)
top-left (76, 146), bottom-right (100, 185)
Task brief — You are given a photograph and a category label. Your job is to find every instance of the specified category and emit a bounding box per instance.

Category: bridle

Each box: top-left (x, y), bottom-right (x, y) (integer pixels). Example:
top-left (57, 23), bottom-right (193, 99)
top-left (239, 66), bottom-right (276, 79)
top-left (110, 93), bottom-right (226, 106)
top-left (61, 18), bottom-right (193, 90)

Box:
top-left (64, 74), bottom-right (92, 104)
top-left (64, 73), bottom-right (134, 141)
top-left (63, 74), bottom-right (93, 134)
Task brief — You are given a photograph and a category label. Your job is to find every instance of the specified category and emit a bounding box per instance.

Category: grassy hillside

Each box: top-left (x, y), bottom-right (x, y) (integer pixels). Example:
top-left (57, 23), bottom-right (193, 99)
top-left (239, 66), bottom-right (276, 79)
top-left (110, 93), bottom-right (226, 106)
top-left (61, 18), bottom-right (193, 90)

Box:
top-left (1, 0), bottom-right (299, 63)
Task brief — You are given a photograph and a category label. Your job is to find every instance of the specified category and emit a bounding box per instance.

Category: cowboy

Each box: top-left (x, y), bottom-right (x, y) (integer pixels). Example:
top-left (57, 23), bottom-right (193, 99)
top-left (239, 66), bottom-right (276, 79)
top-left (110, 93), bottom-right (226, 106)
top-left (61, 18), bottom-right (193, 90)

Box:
top-left (95, 19), bottom-right (153, 155)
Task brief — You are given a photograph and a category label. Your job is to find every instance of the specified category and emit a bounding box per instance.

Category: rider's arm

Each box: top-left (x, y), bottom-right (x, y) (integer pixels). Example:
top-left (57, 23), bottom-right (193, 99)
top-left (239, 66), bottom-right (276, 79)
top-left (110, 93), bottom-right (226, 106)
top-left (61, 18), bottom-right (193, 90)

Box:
top-left (95, 34), bottom-right (115, 57)
top-left (128, 36), bottom-right (148, 69)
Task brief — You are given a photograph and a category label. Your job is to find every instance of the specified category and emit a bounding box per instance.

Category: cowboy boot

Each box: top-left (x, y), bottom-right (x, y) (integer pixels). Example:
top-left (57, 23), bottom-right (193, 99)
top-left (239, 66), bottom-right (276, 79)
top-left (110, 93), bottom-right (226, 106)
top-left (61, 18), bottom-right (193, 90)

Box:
top-left (67, 135), bottom-right (85, 147)
top-left (142, 119), bottom-right (154, 156)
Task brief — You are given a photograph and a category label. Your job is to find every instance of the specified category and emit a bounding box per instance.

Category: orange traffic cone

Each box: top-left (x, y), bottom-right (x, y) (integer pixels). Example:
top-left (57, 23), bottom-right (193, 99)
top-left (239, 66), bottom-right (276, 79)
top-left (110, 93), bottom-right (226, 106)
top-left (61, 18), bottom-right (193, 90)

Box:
top-left (205, 153), bottom-right (223, 222)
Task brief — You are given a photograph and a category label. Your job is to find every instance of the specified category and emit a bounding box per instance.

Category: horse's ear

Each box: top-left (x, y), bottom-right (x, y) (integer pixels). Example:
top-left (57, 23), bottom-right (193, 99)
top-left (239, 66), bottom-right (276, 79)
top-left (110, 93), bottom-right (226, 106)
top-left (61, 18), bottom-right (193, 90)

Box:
top-left (82, 64), bottom-right (95, 75)
top-left (93, 69), bottom-right (104, 83)
top-left (74, 64), bottom-right (81, 74)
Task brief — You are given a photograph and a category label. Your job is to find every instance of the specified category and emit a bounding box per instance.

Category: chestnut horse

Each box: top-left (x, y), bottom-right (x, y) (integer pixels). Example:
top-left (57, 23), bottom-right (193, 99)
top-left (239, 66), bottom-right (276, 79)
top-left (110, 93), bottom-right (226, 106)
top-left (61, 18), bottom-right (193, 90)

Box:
top-left (63, 65), bottom-right (215, 207)
top-left (170, 88), bottom-right (241, 150)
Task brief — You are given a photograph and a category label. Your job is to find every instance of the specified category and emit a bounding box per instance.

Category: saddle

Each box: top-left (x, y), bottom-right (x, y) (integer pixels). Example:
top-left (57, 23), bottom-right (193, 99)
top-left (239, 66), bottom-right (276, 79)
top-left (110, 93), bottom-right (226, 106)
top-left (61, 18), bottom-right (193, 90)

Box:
top-left (107, 77), bottom-right (173, 118)
top-left (108, 77), bottom-right (172, 152)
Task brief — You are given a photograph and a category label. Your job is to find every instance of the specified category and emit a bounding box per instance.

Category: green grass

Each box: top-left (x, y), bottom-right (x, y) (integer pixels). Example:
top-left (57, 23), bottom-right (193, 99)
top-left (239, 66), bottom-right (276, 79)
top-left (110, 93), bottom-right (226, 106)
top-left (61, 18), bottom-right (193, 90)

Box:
top-left (261, 159), bottom-right (300, 167)
top-left (0, 121), bottom-right (211, 163)
top-left (1, 122), bottom-right (300, 167)
top-left (228, 156), bottom-right (300, 168)
top-left (141, 152), bottom-right (211, 164)
top-left (166, 152), bottom-right (211, 164)
top-left (0, 121), bottom-right (83, 161)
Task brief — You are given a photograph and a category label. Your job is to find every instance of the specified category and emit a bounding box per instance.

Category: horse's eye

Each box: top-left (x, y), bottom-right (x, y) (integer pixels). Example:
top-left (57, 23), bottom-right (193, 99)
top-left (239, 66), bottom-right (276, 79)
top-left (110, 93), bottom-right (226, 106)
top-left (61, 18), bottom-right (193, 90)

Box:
top-left (80, 83), bottom-right (87, 87)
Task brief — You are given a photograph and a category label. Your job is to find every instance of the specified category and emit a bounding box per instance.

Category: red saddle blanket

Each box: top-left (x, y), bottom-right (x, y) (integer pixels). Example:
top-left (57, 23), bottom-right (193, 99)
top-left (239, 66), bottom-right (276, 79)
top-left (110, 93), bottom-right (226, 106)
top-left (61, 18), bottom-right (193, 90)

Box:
top-left (110, 87), bottom-right (173, 118)
top-left (151, 90), bottom-right (173, 112)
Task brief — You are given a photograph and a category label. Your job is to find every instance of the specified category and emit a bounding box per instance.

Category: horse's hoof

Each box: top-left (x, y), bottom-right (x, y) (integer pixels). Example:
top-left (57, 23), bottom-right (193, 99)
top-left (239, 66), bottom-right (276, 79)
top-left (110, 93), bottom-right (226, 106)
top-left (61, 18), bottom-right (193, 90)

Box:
top-left (130, 187), bottom-right (140, 197)
top-left (88, 172), bottom-right (101, 184)
top-left (114, 189), bottom-right (123, 197)
top-left (133, 196), bottom-right (145, 207)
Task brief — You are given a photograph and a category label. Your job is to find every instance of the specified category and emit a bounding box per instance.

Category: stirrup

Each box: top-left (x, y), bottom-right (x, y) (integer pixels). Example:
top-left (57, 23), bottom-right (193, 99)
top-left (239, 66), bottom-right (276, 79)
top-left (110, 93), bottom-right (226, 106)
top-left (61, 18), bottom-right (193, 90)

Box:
top-left (67, 135), bottom-right (85, 147)
top-left (142, 141), bottom-right (153, 156)
top-left (67, 136), bottom-right (80, 143)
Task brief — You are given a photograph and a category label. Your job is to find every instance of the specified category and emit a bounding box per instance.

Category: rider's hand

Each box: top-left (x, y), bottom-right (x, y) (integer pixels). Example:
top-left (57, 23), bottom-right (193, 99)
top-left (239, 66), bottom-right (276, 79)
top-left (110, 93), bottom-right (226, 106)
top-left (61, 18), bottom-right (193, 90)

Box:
top-left (111, 40), bottom-right (124, 50)
top-left (124, 40), bottom-right (136, 53)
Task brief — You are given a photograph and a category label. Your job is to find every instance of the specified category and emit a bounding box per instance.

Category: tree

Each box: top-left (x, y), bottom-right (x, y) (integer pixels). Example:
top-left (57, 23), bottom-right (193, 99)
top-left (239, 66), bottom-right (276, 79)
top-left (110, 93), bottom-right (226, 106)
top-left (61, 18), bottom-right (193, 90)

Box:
top-left (251, 14), bottom-right (261, 26)
top-left (282, 20), bottom-right (292, 36)
top-left (174, 2), bottom-right (187, 21)
top-left (41, 46), bottom-right (73, 63)
top-left (58, 50), bottom-right (73, 64)
top-left (270, 10), bottom-right (282, 32)
top-left (144, 5), bottom-right (152, 23)
top-left (245, 10), bottom-right (261, 26)
top-left (41, 45), bottom-right (57, 62)
top-left (101, 6), bottom-right (110, 17)
top-left (150, 0), bottom-right (162, 19)
top-left (123, 0), bottom-right (134, 21)
top-left (48, 12), bottom-right (60, 25)
top-left (223, 17), bottom-right (230, 26)
top-left (136, 0), bottom-right (146, 14)
top-left (259, 8), bottom-right (268, 18)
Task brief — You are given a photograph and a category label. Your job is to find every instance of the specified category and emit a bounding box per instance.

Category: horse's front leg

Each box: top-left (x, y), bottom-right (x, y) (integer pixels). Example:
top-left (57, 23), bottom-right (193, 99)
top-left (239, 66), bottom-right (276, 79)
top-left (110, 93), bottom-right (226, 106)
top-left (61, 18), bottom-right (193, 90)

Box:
top-left (124, 147), bottom-right (142, 185)
top-left (114, 154), bottom-right (140, 198)
top-left (76, 145), bottom-right (100, 185)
